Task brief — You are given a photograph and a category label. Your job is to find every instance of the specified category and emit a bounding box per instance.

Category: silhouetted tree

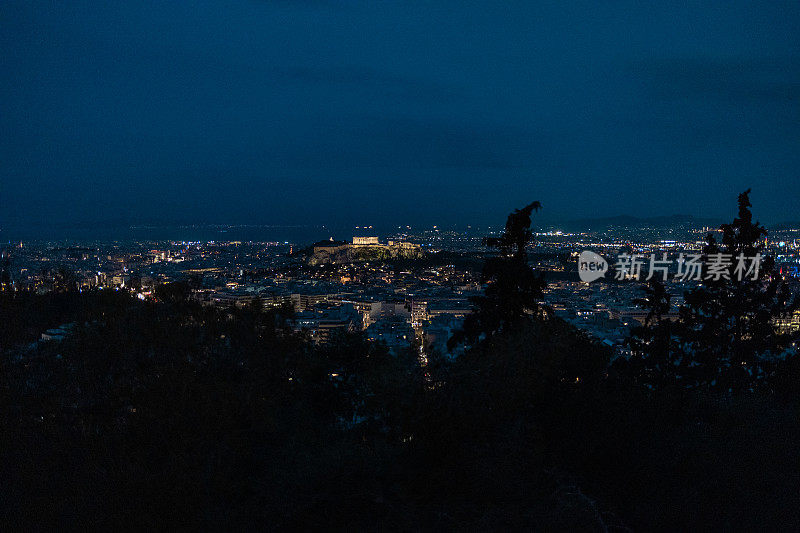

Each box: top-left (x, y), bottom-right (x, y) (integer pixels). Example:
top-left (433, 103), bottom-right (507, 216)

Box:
top-left (154, 281), bottom-right (192, 304)
top-left (449, 202), bottom-right (546, 349)
top-left (128, 272), bottom-right (143, 292)
top-left (187, 272), bottom-right (204, 290)
top-left (682, 189), bottom-right (797, 391)
top-left (53, 266), bottom-right (79, 293)
top-left (627, 278), bottom-right (680, 388)
top-left (0, 248), bottom-right (11, 290)
top-left (628, 189), bottom-right (797, 392)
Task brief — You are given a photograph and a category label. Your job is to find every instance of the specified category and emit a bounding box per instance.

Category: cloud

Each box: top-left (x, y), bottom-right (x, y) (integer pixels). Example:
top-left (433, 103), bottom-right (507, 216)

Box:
top-left (255, 114), bottom-right (529, 171)
top-left (632, 56), bottom-right (800, 104)
top-left (270, 65), bottom-right (458, 102)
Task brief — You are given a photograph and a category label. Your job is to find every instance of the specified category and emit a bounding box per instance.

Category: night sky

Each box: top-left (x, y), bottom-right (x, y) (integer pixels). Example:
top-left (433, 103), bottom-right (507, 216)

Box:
top-left (2, 1), bottom-right (799, 235)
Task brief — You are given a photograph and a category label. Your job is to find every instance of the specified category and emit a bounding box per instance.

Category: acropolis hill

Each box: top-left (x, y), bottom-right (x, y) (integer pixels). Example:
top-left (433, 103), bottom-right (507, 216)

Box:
top-left (309, 237), bottom-right (422, 265)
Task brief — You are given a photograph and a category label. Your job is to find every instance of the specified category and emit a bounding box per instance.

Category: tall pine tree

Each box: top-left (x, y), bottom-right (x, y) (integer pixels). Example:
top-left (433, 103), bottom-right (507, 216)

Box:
top-left (632, 189), bottom-right (797, 392)
top-left (449, 202), bottom-right (546, 350)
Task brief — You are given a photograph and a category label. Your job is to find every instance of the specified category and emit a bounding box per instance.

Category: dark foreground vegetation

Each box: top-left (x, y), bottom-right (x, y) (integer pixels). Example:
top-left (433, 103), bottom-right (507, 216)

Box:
top-left (2, 193), bottom-right (799, 531)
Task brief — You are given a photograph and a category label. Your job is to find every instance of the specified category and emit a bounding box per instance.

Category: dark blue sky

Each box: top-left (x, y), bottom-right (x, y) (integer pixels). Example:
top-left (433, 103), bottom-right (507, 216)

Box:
top-left (2, 1), bottom-right (799, 234)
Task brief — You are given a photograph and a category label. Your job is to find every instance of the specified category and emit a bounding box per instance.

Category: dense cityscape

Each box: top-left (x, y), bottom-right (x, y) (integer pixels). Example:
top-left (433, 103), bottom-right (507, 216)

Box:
top-left (4, 218), bottom-right (800, 360)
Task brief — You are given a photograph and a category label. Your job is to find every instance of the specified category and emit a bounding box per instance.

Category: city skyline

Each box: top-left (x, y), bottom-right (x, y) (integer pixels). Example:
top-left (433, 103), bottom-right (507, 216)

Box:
top-left (1, 207), bottom-right (794, 244)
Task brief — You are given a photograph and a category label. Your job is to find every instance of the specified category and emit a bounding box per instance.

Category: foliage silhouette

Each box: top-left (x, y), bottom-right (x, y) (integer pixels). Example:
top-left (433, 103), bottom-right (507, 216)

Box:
top-left (2, 198), bottom-right (799, 530)
top-left (449, 201), bottom-right (546, 350)
top-left (627, 189), bottom-right (798, 392)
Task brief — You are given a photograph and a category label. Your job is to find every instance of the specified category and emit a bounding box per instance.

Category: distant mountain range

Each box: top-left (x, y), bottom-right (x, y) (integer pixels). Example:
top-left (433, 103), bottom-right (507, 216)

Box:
top-left (538, 214), bottom-right (799, 232)
top-left (549, 214), bottom-right (724, 231)
top-left (770, 221), bottom-right (800, 231)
